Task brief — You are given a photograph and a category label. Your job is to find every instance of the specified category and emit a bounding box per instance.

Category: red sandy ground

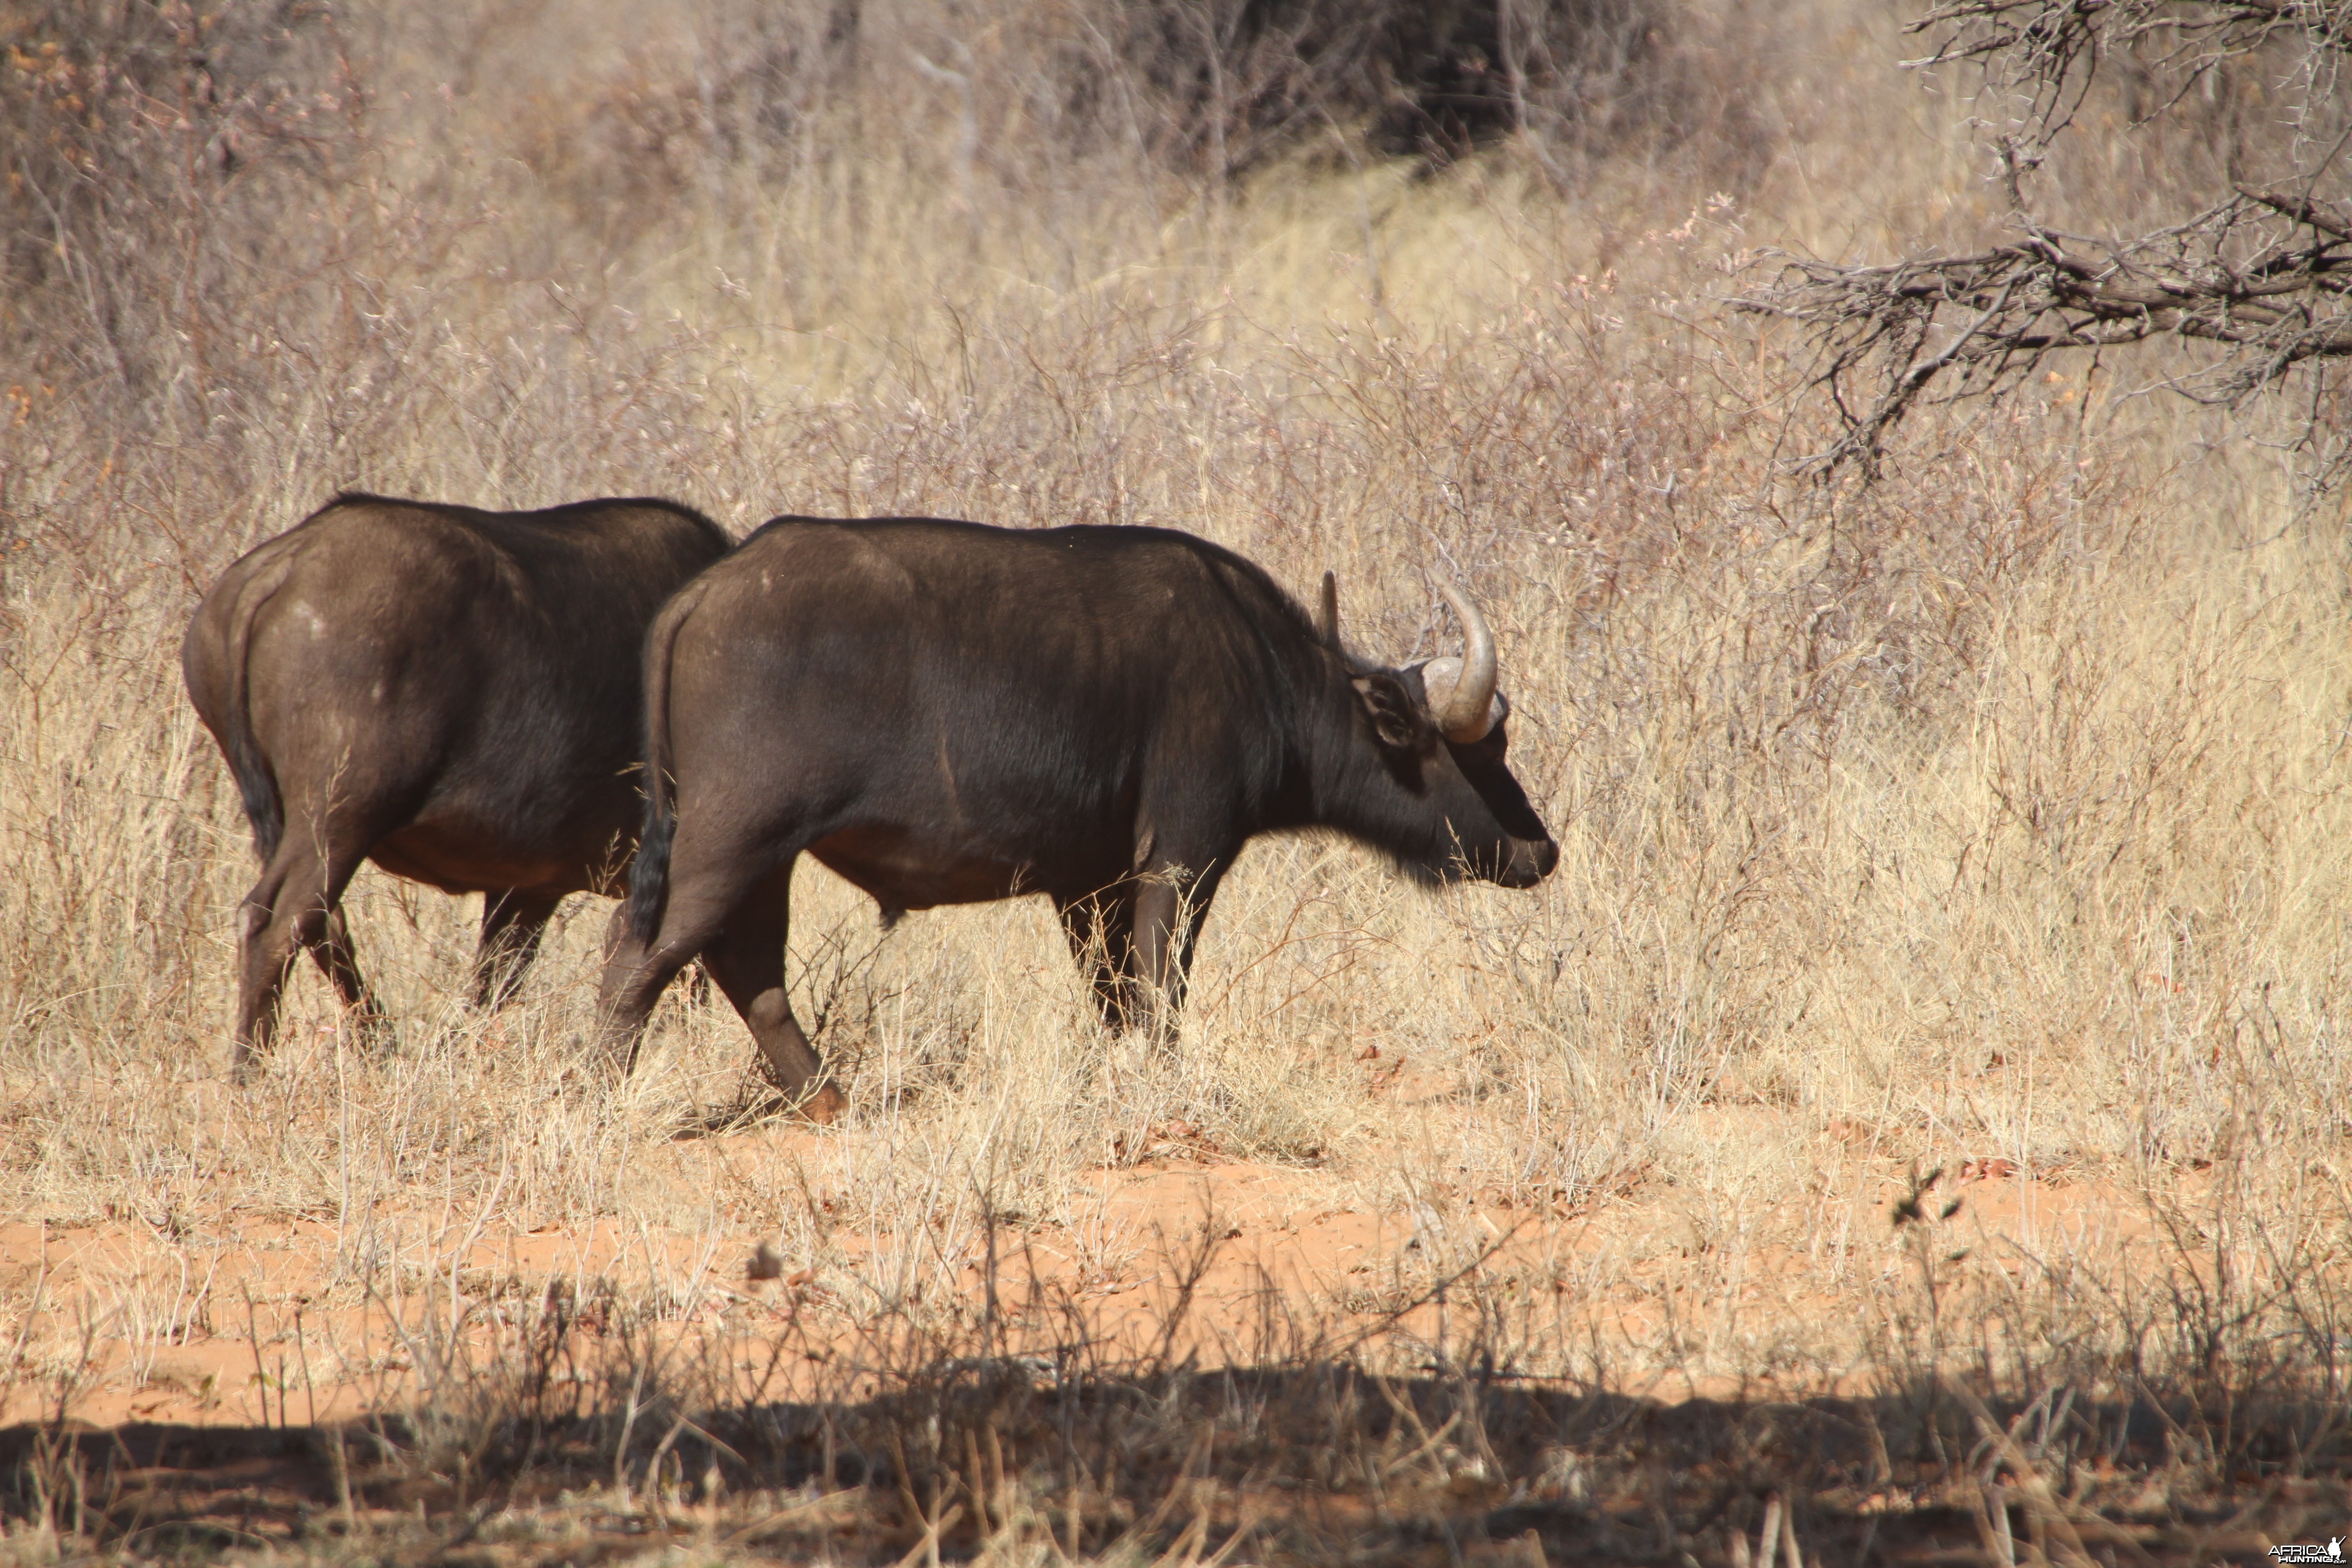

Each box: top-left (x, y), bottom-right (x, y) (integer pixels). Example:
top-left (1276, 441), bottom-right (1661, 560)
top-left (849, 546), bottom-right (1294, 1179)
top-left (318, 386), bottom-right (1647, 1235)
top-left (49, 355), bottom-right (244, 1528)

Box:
top-left (0, 1108), bottom-right (2157, 1432)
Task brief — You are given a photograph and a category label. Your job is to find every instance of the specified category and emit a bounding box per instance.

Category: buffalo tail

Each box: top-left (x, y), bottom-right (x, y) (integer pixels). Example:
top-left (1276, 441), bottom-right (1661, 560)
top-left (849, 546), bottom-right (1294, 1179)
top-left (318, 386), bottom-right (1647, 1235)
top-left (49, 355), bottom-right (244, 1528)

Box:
top-left (218, 560), bottom-right (294, 862)
top-left (623, 578), bottom-right (710, 943)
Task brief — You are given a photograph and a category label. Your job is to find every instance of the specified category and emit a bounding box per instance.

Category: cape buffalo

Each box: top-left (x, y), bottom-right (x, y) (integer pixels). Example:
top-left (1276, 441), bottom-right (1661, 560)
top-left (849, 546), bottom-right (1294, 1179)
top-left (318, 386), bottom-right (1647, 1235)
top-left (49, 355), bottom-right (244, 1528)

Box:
top-left (182, 492), bottom-right (731, 1076)
top-left (594, 515), bottom-right (1558, 1117)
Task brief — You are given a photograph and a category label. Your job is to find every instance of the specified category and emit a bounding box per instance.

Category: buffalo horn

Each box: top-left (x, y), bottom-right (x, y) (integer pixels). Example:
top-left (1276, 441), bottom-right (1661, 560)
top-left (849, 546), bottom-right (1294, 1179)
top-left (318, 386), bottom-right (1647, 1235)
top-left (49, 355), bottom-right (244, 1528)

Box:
top-left (1314, 570), bottom-right (1340, 648)
top-left (1429, 582), bottom-right (1500, 742)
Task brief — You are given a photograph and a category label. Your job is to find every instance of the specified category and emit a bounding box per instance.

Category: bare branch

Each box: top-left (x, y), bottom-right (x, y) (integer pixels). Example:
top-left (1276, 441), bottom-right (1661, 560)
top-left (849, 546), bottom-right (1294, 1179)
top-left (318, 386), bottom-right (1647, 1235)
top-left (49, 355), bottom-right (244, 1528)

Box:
top-left (1740, 1), bottom-right (2352, 481)
top-left (2241, 183), bottom-right (2352, 238)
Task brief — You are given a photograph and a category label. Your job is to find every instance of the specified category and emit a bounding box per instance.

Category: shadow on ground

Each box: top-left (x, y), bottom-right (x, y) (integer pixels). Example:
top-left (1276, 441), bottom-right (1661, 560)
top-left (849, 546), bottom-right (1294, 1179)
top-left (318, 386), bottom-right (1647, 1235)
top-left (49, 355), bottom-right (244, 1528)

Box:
top-left (5, 1361), bottom-right (2338, 1564)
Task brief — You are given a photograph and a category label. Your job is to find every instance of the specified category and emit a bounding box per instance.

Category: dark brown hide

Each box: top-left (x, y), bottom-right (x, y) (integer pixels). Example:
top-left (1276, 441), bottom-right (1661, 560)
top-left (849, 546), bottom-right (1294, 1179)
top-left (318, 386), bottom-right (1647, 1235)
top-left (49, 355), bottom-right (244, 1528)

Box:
top-left (182, 493), bottom-right (730, 1075)
top-left (597, 516), bottom-right (1556, 1109)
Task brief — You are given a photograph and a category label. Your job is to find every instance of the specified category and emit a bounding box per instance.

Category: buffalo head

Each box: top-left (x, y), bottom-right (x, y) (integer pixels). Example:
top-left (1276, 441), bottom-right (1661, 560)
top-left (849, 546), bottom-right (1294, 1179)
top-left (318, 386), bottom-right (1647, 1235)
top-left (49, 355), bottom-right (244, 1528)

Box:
top-left (1317, 575), bottom-right (1559, 891)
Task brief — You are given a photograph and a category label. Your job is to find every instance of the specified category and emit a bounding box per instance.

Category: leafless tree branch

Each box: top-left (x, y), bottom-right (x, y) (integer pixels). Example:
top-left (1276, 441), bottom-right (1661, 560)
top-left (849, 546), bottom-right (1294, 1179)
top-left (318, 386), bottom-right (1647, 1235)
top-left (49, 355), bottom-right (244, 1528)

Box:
top-left (1739, 0), bottom-right (2352, 479)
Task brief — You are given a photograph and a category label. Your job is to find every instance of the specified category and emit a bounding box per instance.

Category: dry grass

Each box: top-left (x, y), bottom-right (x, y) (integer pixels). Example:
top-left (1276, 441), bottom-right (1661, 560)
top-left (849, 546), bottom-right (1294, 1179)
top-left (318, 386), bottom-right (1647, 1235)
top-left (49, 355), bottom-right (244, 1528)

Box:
top-left (5, 0), bottom-right (2352, 1561)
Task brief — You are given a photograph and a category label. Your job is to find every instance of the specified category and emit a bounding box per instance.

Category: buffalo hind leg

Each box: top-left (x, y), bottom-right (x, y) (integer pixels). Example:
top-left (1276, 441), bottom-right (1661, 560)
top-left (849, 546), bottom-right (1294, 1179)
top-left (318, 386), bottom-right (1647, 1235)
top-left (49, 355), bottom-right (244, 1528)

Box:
top-left (596, 849), bottom-right (793, 1083)
top-left (234, 828), bottom-right (373, 1080)
top-left (594, 913), bottom-right (704, 1076)
top-left (306, 906), bottom-right (390, 1046)
top-left (699, 863), bottom-right (843, 1121)
top-left (475, 888), bottom-right (563, 1010)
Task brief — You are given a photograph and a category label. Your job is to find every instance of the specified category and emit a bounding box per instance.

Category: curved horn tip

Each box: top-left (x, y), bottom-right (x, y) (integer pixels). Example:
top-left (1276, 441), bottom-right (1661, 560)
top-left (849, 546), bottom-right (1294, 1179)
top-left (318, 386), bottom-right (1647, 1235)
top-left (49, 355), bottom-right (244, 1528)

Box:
top-left (1431, 580), bottom-right (1500, 742)
top-left (1314, 570), bottom-right (1340, 648)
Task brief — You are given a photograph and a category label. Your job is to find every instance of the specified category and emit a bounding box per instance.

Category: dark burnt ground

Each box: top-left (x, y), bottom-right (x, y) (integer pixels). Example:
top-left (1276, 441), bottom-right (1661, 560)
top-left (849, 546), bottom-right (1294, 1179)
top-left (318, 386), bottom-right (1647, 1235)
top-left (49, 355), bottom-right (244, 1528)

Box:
top-left (5, 1362), bottom-right (2342, 1565)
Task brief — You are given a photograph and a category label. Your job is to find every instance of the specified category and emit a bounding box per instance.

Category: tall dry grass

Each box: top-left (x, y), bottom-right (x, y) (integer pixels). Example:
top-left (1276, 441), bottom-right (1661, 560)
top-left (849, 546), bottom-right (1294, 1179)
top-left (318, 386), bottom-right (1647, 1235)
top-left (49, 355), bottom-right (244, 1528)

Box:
top-left (4, 0), bottom-right (2352, 1555)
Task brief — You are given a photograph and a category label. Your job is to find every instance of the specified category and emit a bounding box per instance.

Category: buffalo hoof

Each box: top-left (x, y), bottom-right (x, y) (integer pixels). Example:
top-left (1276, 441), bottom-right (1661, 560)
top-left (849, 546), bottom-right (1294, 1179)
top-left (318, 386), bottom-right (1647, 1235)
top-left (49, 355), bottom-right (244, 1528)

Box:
top-left (796, 1082), bottom-right (847, 1125)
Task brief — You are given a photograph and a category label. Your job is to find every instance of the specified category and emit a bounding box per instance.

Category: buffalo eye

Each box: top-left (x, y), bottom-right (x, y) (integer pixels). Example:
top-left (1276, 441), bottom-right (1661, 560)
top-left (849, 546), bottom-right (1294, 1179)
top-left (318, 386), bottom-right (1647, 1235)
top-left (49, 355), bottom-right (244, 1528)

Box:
top-left (1352, 672), bottom-right (1433, 752)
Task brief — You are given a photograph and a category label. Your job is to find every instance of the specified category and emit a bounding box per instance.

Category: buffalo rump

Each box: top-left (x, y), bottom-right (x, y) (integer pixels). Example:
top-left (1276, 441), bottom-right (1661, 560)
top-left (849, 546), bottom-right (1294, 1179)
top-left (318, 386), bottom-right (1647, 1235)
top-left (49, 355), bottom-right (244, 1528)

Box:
top-left (182, 492), bottom-right (730, 1075)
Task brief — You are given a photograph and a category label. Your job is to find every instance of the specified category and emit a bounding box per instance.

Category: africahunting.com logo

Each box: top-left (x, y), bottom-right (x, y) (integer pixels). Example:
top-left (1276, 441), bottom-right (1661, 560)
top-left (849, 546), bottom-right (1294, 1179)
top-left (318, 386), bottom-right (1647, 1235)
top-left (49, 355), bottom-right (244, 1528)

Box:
top-left (2270, 1539), bottom-right (2345, 1563)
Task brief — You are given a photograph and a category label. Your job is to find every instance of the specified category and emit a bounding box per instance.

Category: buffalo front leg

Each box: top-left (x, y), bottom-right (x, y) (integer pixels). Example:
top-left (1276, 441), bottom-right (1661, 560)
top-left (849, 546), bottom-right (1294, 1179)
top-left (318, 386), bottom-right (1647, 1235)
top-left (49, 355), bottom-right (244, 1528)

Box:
top-left (1057, 892), bottom-right (1140, 1031)
top-left (1126, 858), bottom-right (1227, 1051)
top-left (475, 888), bottom-right (564, 1010)
top-left (700, 864), bottom-right (843, 1121)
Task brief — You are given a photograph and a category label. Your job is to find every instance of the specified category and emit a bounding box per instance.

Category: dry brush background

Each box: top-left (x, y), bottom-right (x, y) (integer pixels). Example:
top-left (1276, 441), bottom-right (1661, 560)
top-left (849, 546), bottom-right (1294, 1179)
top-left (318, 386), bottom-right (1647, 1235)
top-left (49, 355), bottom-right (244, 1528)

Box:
top-left (4, 0), bottom-right (2352, 1562)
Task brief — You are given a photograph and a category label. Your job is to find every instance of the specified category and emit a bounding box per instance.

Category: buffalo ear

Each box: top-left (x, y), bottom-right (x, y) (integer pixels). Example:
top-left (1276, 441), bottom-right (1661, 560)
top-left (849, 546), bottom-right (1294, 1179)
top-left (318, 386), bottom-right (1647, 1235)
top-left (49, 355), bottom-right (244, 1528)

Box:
top-left (1352, 672), bottom-right (1431, 751)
